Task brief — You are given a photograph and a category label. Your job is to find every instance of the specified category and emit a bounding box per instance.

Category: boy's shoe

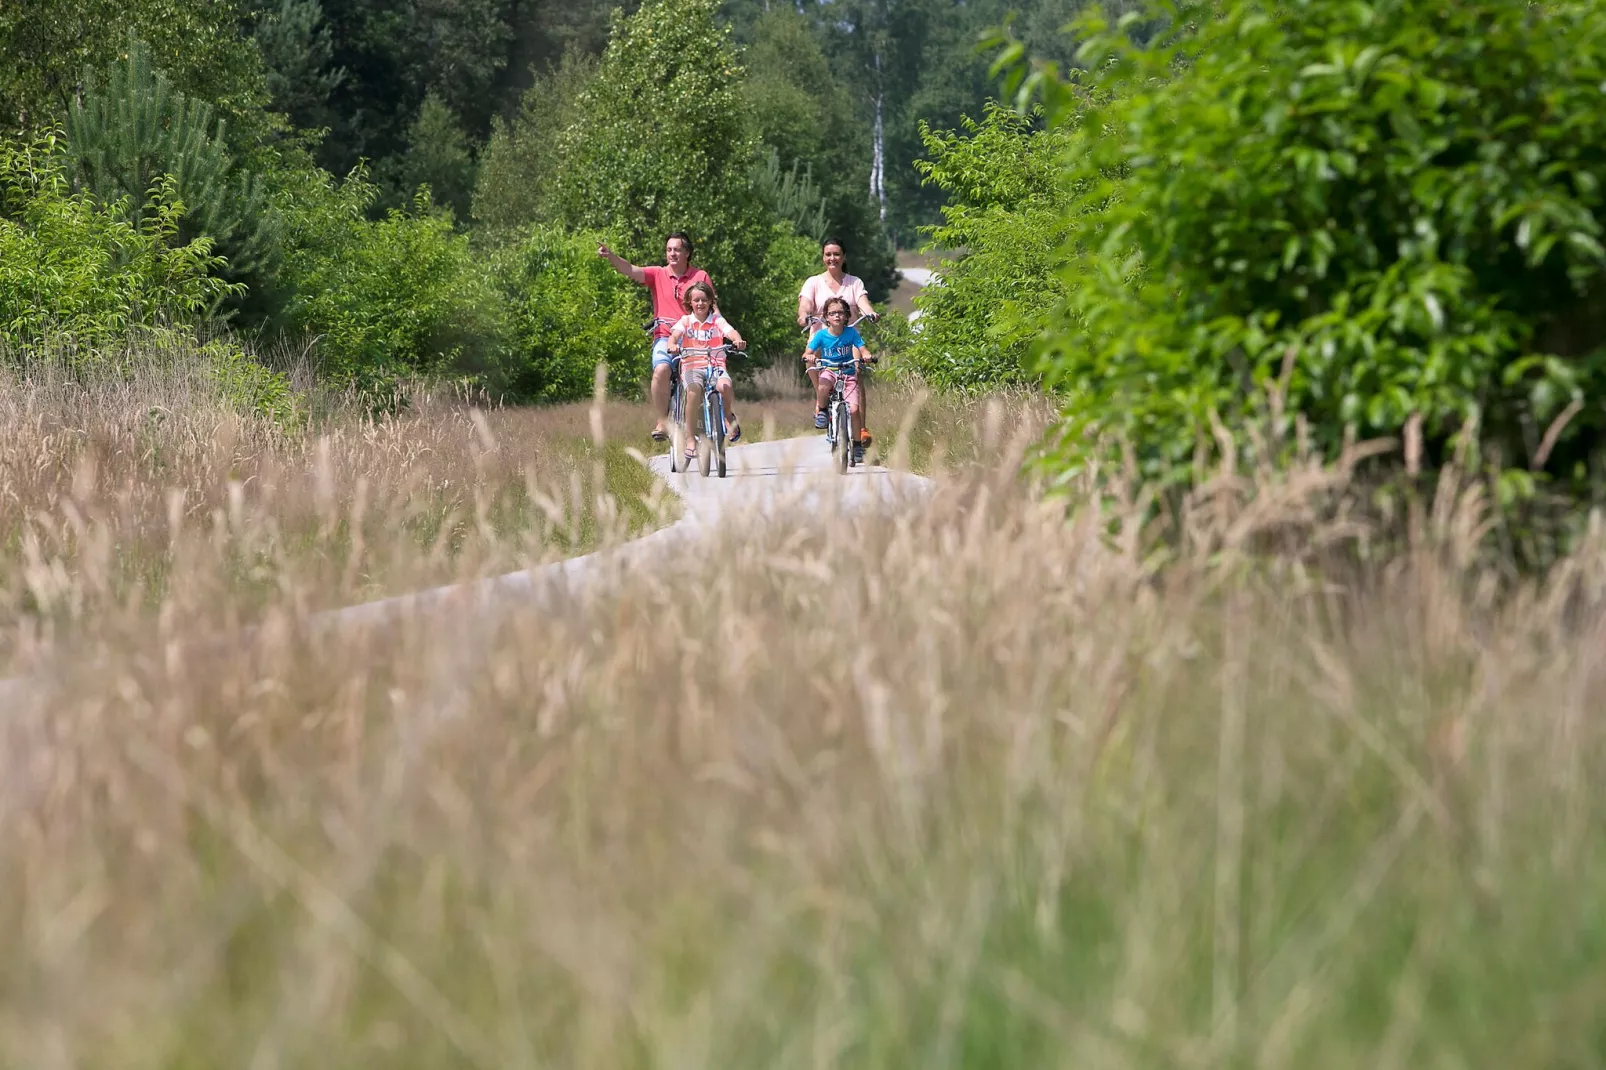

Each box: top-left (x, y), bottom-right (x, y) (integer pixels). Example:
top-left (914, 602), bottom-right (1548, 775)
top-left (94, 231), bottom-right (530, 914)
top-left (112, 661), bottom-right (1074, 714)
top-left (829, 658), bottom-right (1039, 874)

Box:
top-left (858, 428), bottom-right (873, 449)
top-left (814, 409), bottom-right (828, 429)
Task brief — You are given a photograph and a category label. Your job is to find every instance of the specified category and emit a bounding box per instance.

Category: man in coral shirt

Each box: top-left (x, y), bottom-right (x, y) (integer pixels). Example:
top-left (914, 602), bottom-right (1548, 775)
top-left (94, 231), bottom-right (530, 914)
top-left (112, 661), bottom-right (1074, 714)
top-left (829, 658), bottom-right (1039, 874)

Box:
top-left (598, 232), bottom-right (714, 441)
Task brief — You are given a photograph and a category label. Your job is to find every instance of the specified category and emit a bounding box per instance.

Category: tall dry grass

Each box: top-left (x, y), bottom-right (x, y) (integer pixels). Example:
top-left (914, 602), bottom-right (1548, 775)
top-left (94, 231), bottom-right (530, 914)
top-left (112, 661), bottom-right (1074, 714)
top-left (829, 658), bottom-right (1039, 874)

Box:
top-left (3, 361), bottom-right (1606, 1069)
top-left (0, 347), bottom-right (683, 672)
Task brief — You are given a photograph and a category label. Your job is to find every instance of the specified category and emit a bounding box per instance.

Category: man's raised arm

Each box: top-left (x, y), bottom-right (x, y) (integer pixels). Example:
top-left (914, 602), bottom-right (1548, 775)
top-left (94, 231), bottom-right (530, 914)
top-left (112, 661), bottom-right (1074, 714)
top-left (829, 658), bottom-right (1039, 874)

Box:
top-left (597, 243), bottom-right (647, 285)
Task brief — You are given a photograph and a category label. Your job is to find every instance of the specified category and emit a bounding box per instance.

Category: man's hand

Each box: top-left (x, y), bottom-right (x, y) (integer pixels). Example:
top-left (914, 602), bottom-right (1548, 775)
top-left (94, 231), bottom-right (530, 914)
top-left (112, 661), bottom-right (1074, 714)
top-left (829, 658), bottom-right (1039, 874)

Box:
top-left (597, 243), bottom-right (613, 259)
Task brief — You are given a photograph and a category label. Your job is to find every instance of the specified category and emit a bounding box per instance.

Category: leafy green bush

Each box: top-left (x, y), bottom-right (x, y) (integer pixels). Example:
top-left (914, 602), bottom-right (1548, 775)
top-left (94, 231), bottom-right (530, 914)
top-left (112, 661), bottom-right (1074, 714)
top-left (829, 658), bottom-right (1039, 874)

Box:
top-left (1021, 0), bottom-right (1606, 498)
top-left (203, 337), bottom-right (302, 427)
top-left (908, 102), bottom-right (1072, 388)
top-left (0, 133), bottom-right (237, 351)
top-left (491, 227), bottom-right (648, 403)
top-left (280, 169), bottom-right (509, 396)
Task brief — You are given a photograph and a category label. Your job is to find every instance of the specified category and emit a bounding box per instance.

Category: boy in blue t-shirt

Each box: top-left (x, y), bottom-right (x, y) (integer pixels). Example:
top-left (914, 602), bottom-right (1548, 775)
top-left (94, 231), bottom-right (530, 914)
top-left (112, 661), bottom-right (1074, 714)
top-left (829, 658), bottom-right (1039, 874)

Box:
top-left (804, 297), bottom-right (876, 457)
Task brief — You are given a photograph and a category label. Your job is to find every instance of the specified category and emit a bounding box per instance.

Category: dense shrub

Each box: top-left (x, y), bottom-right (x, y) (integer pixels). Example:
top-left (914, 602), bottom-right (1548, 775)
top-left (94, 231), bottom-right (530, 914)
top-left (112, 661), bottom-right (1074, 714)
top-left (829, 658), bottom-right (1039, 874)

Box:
top-left (0, 134), bottom-right (237, 351)
top-left (492, 227), bottom-right (648, 403)
top-left (908, 102), bottom-right (1072, 388)
top-left (280, 170), bottom-right (509, 396)
top-left (1022, 0), bottom-right (1606, 501)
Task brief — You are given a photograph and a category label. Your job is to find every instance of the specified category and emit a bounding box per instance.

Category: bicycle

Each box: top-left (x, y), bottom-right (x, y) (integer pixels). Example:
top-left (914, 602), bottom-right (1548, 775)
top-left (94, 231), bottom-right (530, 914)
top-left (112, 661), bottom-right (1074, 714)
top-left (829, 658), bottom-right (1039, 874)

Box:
top-left (802, 312), bottom-right (877, 472)
top-left (646, 316), bottom-right (688, 473)
top-left (670, 342), bottom-right (741, 478)
top-left (808, 352), bottom-right (878, 474)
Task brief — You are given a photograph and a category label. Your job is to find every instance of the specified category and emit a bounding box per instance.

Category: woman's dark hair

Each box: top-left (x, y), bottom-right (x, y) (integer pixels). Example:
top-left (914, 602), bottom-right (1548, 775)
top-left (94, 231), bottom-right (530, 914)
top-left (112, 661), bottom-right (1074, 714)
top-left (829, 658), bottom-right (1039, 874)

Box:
top-left (666, 231), bottom-right (694, 256)
top-left (822, 296), bottom-right (852, 319)
top-left (821, 236), bottom-right (846, 253)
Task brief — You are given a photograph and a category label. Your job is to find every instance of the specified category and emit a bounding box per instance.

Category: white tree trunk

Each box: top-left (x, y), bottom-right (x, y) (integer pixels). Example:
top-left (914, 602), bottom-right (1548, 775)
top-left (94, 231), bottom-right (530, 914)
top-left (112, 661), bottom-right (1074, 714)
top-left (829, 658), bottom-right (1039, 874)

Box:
top-left (870, 55), bottom-right (886, 224)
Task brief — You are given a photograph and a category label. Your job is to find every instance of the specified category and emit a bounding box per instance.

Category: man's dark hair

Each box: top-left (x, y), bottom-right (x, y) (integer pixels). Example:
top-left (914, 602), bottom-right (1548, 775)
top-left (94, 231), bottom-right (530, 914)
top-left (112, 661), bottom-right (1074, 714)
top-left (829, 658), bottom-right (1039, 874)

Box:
top-left (666, 231), bottom-right (694, 257)
top-left (821, 236), bottom-right (846, 252)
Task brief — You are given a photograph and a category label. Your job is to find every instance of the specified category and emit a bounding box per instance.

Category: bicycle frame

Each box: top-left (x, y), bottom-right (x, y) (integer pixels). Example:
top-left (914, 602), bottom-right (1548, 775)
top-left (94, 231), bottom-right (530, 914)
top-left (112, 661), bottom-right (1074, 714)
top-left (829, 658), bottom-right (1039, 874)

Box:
top-left (820, 357), bottom-right (861, 472)
top-left (680, 343), bottom-right (735, 478)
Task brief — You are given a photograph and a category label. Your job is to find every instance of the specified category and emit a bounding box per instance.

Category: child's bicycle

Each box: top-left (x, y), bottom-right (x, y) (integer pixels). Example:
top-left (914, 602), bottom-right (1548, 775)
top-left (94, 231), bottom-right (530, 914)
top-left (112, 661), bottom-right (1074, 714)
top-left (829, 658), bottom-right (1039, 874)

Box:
top-left (683, 343), bottom-right (737, 478)
top-left (802, 313), bottom-right (877, 474)
top-left (646, 317), bottom-right (691, 473)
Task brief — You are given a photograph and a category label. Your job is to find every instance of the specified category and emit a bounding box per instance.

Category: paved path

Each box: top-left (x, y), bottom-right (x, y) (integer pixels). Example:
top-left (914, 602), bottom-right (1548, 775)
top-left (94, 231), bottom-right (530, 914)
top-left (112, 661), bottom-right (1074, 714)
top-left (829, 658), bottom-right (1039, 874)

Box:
top-left (648, 431), bottom-right (928, 531)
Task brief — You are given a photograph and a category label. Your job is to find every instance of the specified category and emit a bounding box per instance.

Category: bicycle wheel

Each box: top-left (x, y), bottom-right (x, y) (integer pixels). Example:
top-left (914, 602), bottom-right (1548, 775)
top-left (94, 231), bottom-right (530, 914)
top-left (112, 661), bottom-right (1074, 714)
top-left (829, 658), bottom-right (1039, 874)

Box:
top-left (697, 434), bottom-right (713, 477)
top-left (713, 396), bottom-right (728, 478)
top-left (835, 403), bottom-right (851, 474)
top-left (667, 379), bottom-right (683, 473)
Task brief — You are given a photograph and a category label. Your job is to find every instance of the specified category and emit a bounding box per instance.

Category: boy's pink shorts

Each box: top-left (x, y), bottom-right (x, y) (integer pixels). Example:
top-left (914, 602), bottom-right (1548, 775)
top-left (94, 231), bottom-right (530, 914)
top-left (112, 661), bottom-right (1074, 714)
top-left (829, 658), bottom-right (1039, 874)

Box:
top-left (817, 368), bottom-right (859, 407)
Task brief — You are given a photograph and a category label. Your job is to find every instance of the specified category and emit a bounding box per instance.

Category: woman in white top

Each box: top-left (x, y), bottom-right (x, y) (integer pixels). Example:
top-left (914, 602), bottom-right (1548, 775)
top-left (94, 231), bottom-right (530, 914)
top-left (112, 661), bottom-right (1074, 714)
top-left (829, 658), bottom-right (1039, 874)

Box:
top-left (797, 236), bottom-right (879, 443)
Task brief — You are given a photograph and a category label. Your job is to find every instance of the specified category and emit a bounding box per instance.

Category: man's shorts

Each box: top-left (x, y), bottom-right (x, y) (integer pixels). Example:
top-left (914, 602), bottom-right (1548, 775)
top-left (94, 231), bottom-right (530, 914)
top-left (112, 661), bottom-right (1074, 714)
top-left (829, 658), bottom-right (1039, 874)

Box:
top-left (651, 337), bottom-right (677, 369)
top-left (817, 368), bottom-right (859, 407)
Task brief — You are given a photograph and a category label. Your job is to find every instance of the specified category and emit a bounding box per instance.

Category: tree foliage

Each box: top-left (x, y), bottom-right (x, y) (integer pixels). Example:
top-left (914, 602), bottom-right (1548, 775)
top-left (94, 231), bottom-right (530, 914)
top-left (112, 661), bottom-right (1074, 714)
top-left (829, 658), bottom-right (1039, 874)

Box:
top-left (492, 227), bottom-right (652, 403)
top-left (471, 50), bottom-right (599, 232)
top-left (0, 0), bottom-right (272, 140)
top-left (548, 0), bottom-right (805, 357)
top-left (739, 8), bottom-right (897, 300)
top-left (280, 171), bottom-right (508, 394)
top-left (908, 103), bottom-right (1071, 387)
top-left (1013, 0), bottom-right (1606, 503)
top-left (64, 38), bottom-right (284, 302)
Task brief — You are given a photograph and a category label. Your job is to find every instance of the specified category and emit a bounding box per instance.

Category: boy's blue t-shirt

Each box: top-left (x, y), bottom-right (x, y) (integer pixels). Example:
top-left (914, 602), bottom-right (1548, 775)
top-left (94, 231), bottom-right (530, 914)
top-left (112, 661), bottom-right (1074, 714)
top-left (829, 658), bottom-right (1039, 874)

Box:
top-left (808, 326), bottom-right (865, 372)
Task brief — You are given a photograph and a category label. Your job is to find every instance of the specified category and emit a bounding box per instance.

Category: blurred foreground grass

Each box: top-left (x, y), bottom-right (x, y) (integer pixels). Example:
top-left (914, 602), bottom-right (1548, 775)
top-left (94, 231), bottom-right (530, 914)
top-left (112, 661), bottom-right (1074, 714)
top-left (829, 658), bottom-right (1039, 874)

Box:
top-left (2, 346), bottom-right (1605, 1068)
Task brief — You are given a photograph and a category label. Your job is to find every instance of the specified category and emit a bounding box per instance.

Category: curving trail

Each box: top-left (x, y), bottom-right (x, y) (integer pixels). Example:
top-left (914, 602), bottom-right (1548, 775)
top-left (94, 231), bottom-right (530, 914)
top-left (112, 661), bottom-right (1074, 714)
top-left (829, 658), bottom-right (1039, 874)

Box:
top-left (0, 264), bottom-right (937, 710)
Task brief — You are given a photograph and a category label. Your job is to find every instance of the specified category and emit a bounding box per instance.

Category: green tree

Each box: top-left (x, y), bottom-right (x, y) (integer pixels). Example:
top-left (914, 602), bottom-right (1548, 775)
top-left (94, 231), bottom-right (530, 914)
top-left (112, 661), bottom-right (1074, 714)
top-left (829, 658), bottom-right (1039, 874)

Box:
top-left (313, 0), bottom-right (510, 195)
top-left (471, 50), bottom-right (599, 231)
top-left (548, 0), bottom-right (803, 356)
top-left (280, 169), bottom-right (510, 394)
top-left (377, 90), bottom-right (476, 222)
top-left (740, 8), bottom-right (896, 299)
top-left (0, 133), bottom-right (238, 350)
top-left (63, 39), bottom-right (284, 315)
top-left (908, 102), bottom-right (1071, 387)
top-left (0, 0), bottom-right (272, 141)
top-left (252, 0), bottom-right (345, 134)
top-left (1016, 0), bottom-right (1606, 507)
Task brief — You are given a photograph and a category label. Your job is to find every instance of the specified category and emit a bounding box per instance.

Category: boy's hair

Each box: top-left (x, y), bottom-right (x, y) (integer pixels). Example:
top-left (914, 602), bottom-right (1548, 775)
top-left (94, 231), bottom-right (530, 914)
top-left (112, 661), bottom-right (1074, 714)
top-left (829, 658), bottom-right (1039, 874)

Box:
top-left (822, 296), bottom-right (852, 319)
top-left (666, 231), bottom-right (694, 256)
top-left (682, 280), bottom-right (717, 309)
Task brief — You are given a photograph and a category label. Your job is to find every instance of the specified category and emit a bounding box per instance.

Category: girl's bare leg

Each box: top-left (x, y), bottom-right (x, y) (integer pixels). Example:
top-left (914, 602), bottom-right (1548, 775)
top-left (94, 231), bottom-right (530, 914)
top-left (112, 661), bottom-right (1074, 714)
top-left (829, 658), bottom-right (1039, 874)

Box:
top-left (684, 382), bottom-right (704, 449)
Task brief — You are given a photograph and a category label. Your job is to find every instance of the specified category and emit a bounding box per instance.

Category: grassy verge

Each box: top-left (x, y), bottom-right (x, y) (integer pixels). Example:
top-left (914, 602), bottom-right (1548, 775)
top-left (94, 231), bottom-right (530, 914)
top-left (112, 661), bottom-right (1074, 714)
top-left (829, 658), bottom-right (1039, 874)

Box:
top-left (0, 349), bottom-right (679, 651)
top-left (7, 437), bottom-right (1606, 1067)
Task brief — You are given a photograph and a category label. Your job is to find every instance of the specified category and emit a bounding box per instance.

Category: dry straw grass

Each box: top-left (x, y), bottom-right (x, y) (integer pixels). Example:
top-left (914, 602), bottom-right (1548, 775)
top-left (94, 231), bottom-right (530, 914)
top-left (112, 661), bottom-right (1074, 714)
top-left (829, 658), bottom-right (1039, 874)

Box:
top-left (3, 348), bottom-right (1606, 1068)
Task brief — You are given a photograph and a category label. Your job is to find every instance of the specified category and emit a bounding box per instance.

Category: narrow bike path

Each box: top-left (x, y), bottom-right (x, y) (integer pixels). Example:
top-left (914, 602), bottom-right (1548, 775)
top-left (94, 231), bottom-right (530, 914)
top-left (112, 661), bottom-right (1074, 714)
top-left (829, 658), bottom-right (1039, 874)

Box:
top-left (647, 430), bottom-right (928, 531)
